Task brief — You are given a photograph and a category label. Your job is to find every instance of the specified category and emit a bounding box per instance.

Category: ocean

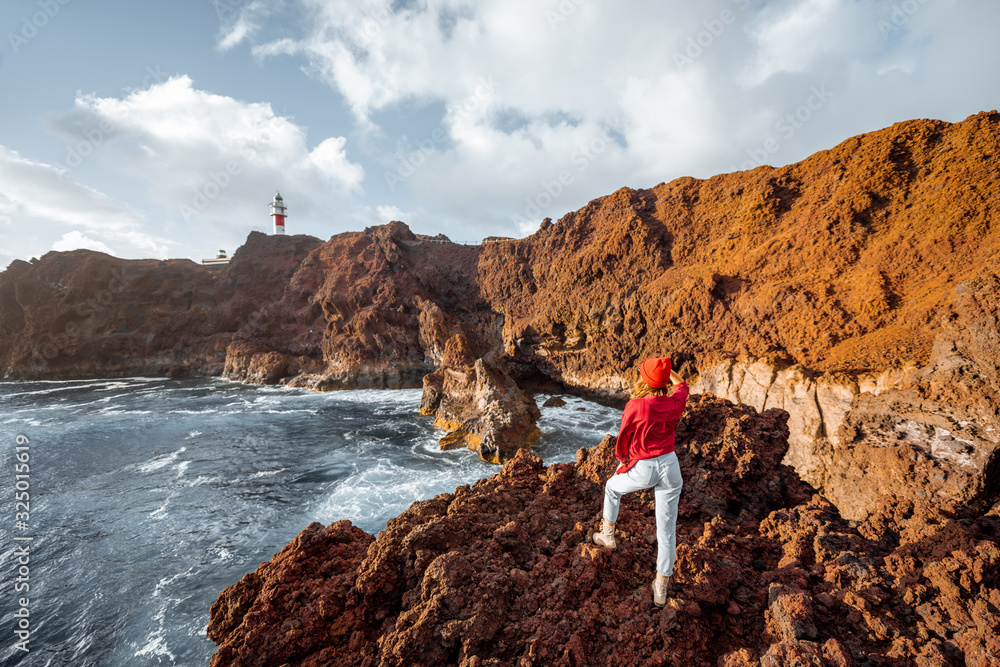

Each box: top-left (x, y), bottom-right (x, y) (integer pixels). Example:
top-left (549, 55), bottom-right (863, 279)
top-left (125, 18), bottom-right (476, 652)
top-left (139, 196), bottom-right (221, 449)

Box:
top-left (0, 378), bottom-right (620, 666)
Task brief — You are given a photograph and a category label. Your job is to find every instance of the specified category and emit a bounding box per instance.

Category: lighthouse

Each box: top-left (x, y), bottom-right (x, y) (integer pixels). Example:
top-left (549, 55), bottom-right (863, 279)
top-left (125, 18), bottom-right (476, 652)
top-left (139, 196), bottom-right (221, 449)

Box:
top-left (269, 191), bottom-right (287, 235)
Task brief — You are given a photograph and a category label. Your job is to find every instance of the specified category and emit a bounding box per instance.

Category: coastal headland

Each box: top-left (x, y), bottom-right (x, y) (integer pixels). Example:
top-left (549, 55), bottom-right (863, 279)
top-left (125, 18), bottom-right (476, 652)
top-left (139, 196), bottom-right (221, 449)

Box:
top-left (2, 112), bottom-right (999, 664)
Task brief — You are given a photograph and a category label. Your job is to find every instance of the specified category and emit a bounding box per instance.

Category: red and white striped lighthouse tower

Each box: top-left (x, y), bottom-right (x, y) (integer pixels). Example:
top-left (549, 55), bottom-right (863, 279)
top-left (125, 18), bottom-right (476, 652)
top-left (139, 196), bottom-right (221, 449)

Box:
top-left (269, 191), bottom-right (287, 235)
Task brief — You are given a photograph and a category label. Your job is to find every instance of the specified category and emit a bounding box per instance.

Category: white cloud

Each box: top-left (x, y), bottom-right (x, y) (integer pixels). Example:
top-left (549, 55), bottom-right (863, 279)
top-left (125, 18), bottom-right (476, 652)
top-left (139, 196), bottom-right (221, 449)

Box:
top-left (50, 75), bottom-right (365, 241)
top-left (0, 146), bottom-right (141, 231)
top-left (375, 204), bottom-right (408, 223)
top-left (232, 0), bottom-right (994, 234)
top-left (216, 1), bottom-right (271, 52)
top-left (0, 145), bottom-right (171, 260)
top-left (52, 231), bottom-right (116, 255)
top-left (307, 137), bottom-right (363, 187)
top-left (742, 0), bottom-right (846, 85)
top-left (218, 14), bottom-right (255, 51)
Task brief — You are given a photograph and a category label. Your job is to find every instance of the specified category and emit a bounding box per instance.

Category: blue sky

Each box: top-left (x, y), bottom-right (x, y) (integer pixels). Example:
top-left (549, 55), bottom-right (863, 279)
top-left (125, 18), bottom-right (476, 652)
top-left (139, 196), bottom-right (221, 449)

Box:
top-left (1, 0), bottom-right (998, 265)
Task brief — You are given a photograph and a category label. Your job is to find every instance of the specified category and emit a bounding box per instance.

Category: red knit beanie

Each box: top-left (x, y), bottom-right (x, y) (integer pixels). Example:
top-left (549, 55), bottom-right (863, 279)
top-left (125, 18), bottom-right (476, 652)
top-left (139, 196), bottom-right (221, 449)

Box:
top-left (640, 357), bottom-right (671, 389)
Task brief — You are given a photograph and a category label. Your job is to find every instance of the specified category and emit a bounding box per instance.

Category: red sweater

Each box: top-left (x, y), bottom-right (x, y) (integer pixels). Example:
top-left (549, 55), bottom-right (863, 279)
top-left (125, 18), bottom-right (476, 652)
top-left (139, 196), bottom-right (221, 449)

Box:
top-left (614, 382), bottom-right (689, 475)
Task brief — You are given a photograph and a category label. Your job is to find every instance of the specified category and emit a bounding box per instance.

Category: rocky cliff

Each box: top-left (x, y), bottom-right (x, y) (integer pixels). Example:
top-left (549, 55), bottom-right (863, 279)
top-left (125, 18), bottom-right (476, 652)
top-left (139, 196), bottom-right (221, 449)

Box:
top-left (2, 111), bottom-right (999, 505)
top-left (0, 232), bottom-right (322, 379)
top-left (473, 111), bottom-right (1000, 518)
top-left (207, 396), bottom-right (1000, 666)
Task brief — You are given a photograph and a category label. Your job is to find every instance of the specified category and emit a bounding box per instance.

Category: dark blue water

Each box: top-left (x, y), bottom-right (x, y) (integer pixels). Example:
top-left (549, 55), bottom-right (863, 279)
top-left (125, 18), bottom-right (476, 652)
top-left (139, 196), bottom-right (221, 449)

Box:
top-left (0, 378), bottom-right (619, 666)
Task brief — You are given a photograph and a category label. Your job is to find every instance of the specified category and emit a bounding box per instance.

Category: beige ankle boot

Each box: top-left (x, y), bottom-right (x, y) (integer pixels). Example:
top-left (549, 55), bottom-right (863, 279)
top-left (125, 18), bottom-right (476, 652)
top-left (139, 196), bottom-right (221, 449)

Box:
top-left (593, 520), bottom-right (616, 550)
top-left (652, 572), bottom-right (670, 606)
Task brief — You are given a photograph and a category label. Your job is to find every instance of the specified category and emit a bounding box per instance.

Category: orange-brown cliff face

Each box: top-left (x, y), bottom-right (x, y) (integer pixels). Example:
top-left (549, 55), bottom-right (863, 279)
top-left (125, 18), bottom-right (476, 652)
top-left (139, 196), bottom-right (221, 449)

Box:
top-left (478, 111), bottom-right (1000, 382)
top-left (0, 225), bottom-right (493, 388)
top-left (474, 111), bottom-right (1000, 518)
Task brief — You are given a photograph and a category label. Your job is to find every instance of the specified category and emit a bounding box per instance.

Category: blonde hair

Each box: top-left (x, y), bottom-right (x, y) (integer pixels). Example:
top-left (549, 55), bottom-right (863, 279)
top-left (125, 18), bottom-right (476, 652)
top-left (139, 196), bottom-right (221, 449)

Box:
top-left (632, 378), bottom-right (673, 399)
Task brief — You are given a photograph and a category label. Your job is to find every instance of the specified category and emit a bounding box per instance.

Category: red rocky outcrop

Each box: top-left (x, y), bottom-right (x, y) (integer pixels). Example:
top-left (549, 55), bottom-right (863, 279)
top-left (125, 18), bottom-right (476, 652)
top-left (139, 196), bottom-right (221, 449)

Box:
top-left (272, 222), bottom-right (498, 391)
top-left (208, 395), bottom-right (1000, 666)
top-left (420, 334), bottom-right (541, 463)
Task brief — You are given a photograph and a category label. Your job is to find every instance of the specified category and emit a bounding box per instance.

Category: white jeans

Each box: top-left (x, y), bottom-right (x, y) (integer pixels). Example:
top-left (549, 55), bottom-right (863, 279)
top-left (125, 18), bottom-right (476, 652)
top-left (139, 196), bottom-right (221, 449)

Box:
top-left (602, 451), bottom-right (683, 577)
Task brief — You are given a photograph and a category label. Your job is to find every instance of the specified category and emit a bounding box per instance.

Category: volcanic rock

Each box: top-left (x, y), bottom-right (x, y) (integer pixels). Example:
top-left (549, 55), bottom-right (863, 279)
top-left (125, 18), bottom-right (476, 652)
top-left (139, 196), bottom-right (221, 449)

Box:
top-left (276, 222), bottom-right (498, 390)
top-left (473, 111), bottom-right (1000, 514)
top-left (420, 345), bottom-right (542, 462)
top-left (0, 232), bottom-right (322, 379)
top-left (207, 395), bottom-right (1000, 666)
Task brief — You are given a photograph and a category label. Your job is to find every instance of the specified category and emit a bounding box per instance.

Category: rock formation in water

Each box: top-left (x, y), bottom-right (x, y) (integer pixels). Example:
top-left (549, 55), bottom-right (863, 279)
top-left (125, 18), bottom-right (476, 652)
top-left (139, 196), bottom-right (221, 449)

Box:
top-left (420, 336), bottom-right (541, 463)
top-left (207, 395), bottom-right (1000, 666)
top-left (2, 111), bottom-right (999, 502)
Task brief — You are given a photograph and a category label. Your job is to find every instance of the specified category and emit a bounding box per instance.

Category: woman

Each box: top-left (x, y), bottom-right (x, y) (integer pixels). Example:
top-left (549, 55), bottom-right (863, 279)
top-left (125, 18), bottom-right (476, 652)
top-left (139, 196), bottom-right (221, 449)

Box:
top-left (593, 356), bottom-right (687, 607)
